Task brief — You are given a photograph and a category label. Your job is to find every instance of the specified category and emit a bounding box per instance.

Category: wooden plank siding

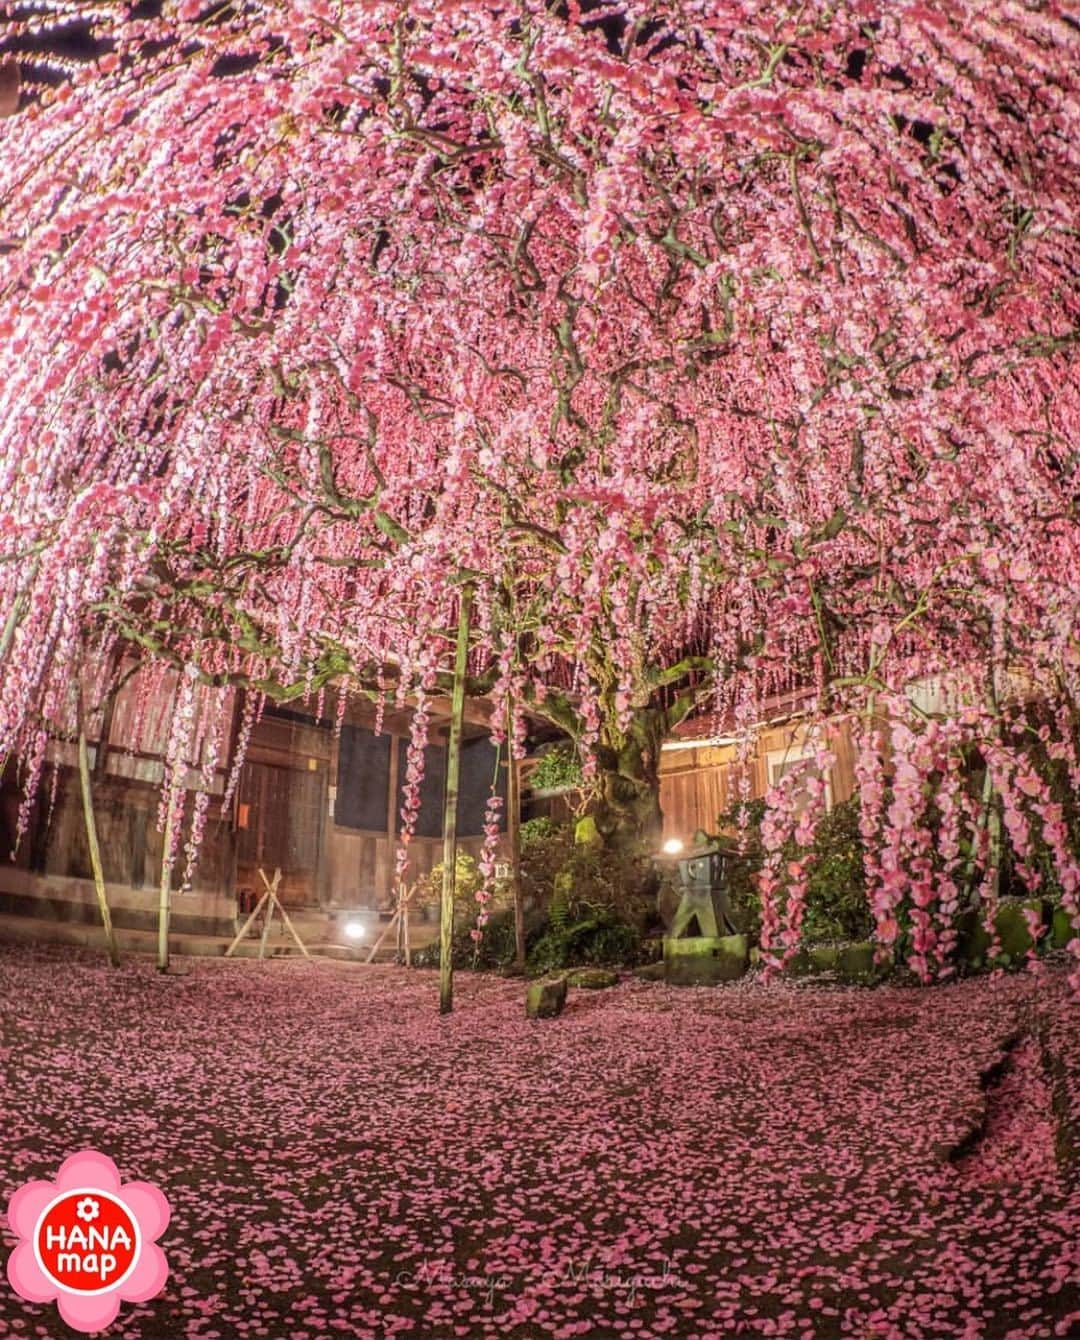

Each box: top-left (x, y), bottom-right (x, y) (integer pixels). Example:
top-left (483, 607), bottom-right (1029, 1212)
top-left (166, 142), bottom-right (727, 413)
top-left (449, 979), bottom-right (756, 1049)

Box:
top-left (659, 719), bottom-right (858, 843)
top-left (240, 704), bottom-right (503, 911)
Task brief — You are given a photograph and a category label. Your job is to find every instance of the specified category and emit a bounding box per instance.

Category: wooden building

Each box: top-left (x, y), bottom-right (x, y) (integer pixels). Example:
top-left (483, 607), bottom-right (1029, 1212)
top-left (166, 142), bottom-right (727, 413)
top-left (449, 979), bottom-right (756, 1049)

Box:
top-left (0, 669), bottom-right (508, 938)
top-left (659, 694), bottom-right (858, 845)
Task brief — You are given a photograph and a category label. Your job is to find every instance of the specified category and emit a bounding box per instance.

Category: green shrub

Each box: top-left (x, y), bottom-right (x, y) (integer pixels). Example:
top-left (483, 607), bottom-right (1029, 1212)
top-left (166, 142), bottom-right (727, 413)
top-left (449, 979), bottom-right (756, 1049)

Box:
top-left (411, 906), bottom-right (540, 971)
top-left (528, 744), bottom-right (583, 793)
top-left (802, 800), bottom-right (872, 942)
top-left (713, 796), bottom-right (871, 944)
top-left (714, 798), bottom-right (765, 937)
top-left (518, 817), bottom-right (655, 929)
top-left (519, 819), bottom-right (576, 913)
top-left (527, 911), bottom-right (640, 974)
top-left (410, 808), bottom-right (653, 975)
top-left (410, 853), bottom-right (485, 920)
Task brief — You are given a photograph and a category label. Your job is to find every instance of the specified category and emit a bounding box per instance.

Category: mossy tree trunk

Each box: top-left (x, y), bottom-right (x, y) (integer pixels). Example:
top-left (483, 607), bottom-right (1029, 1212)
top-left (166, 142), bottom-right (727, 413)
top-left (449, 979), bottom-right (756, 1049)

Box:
top-left (591, 707), bottom-right (666, 860)
top-left (528, 662), bottom-right (712, 904)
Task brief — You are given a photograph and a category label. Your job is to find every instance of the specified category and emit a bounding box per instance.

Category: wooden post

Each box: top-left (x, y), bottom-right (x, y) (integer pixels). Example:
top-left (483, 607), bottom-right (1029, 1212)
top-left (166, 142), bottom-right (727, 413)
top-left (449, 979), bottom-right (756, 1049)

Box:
top-left (365, 905), bottom-right (399, 964)
top-left (258, 888), bottom-right (276, 959)
top-left (260, 867), bottom-right (312, 961)
top-left (77, 728), bottom-right (121, 968)
top-left (157, 791), bottom-right (177, 972)
top-left (506, 698), bottom-right (525, 970)
top-left (224, 888), bottom-right (271, 956)
top-left (439, 585), bottom-right (473, 1015)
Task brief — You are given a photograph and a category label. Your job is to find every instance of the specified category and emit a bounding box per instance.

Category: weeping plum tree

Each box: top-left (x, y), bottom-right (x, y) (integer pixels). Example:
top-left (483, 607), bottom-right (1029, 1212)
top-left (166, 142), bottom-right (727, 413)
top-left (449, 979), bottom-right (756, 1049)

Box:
top-left (0, 1), bottom-right (1078, 980)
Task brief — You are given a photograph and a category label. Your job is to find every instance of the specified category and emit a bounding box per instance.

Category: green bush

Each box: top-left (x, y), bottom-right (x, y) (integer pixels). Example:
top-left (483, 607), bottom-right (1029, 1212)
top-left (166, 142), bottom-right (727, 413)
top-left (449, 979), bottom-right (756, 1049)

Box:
top-left (518, 817), bottom-right (655, 929)
top-left (713, 798), bottom-right (765, 937)
top-left (410, 809), bottom-right (654, 975)
top-left (527, 911), bottom-right (641, 974)
top-left (411, 906), bottom-right (540, 972)
top-left (802, 800), bottom-right (872, 942)
top-left (528, 744), bottom-right (583, 793)
top-left (410, 852), bottom-right (485, 920)
top-left (518, 818), bottom-right (576, 913)
top-left (713, 796), bottom-right (871, 944)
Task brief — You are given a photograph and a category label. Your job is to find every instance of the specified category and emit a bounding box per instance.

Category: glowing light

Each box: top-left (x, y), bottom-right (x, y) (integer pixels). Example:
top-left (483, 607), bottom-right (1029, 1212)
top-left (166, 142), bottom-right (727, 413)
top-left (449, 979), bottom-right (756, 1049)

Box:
top-left (662, 838), bottom-right (684, 856)
top-left (343, 921), bottom-right (367, 941)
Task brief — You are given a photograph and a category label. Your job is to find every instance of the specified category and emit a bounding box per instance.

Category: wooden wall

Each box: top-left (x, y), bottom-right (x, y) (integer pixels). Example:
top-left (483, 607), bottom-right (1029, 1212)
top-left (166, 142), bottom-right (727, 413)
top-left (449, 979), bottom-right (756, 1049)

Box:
top-left (236, 705), bottom-right (505, 911)
top-left (1, 675), bottom-right (506, 921)
top-left (659, 718), bottom-right (858, 842)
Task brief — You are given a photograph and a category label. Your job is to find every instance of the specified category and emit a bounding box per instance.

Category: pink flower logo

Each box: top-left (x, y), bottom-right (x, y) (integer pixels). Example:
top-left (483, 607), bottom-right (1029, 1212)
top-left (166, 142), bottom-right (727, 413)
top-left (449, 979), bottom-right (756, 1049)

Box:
top-left (6, 1150), bottom-right (169, 1333)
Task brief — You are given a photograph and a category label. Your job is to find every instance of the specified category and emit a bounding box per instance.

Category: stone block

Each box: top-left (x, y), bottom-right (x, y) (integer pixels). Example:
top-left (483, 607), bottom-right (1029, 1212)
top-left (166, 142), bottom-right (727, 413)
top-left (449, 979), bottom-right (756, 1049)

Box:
top-left (958, 898), bottom-right (1049, 968)
top-left (1050, 904), bottom-right (1077, 949)
top-left (525, 976), bottom-right (568, 1019)
top-left (663, 934), bottom-right (748, 986)
top-left (566, 967), bottom-right (619, 989)
top-left (837, 941), bottom-right (877, 983)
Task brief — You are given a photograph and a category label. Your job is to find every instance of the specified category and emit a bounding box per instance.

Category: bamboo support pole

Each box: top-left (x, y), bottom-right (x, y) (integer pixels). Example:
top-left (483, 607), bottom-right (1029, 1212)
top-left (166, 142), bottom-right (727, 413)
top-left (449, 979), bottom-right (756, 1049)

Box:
top-left (258, 889), bottom-right (276, 959)
top-left (157, 791), bottom-right (177, 973)
top-left (224, 889), bottom-right (271, 956)
top-left (365, 906), bottom-right (399, 964)
top-left (262, 873), bottom-right (313, 960)
top-left (77, 728), bottom-right (121, 968)
top-left (506, 698), bottom-right (525, 970)
top-left (439, 585), bottom-right (474, 1015)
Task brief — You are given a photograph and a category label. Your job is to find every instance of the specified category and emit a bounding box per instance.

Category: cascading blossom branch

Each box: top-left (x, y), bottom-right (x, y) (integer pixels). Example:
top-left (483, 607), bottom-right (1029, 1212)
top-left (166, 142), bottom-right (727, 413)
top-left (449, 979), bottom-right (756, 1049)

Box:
top-left (0, 0), bottom-right (1076, 963)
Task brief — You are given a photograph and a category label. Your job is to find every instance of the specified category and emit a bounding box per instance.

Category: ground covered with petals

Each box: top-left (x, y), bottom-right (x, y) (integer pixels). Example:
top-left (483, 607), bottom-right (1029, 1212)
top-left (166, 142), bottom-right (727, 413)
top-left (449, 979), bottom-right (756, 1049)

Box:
top-left (1, 946), bottom-right (1077, 1339)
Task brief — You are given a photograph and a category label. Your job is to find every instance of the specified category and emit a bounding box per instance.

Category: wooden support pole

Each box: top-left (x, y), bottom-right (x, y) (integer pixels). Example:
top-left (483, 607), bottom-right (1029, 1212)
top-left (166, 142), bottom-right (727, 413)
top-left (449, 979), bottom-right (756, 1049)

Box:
top-left (258, 888), bottom-right (276, 960)
top-left (506, 698), bottom-right (525, 970)
top-left (260, 868), bottom-right (313, 961)
top-left (440, 584), bottom-right (473, 1015)
top-left (77, 728), bottom-right (121, 969)
top-left (365, 907), bottom-right (399, 964)
top-left (224, 888), bottom-right (271, 956)
top-left (157, 791), bottom-right (177, 973)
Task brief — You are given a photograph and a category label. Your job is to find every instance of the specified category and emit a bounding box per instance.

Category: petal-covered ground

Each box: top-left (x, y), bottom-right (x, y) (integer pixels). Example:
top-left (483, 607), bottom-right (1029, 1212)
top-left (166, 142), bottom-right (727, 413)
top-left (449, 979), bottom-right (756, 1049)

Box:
top-left (1, 945), bottom-right (1077, 1340)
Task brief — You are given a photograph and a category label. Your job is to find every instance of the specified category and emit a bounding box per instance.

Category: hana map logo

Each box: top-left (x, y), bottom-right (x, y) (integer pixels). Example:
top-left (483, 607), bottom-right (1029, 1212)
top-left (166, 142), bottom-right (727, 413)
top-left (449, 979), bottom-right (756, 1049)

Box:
top-left (5, 1150), bottom-right (170, 1332)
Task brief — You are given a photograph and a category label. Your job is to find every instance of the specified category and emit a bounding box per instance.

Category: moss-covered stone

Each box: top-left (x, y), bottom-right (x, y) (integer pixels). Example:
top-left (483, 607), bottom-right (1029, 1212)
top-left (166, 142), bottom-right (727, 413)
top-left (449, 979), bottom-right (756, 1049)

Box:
top-left (567, 967), bottom-right (619, 989)
top-left (633, 960), bottom-right (667, 982)
top-left (837, 942), bottom-right (877, 983)
top-left (574, 815), bottom-right (601, 847)
top-left (784, 941), bottom-right (879, 982)
top-left (786, 944), bottom-right (839, 977)
top-left (663, 934), bottom-right (748, 985)
top-left (957, 898), bottom-right (1049, 968)
top-left (525, 975), bottom-right (568, 1019)
top-left (998, 899), bottom-right (1048, 958)
top-left (1050, 904), bottom-right (1077, 949)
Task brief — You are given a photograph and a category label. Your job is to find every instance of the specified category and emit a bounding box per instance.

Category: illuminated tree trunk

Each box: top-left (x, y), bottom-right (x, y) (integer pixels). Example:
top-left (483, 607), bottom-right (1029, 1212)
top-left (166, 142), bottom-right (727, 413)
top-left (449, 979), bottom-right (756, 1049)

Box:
top-left (439, 585), bottom-right (473, 1015)
top-left (506, 697), bottom-right (525, 970)
top-left (157, 792), bottom-right (177, 973)
top-left (77, 728), bottom-right (121, 968)
top-left (591, 705), bottom-right (667, 860)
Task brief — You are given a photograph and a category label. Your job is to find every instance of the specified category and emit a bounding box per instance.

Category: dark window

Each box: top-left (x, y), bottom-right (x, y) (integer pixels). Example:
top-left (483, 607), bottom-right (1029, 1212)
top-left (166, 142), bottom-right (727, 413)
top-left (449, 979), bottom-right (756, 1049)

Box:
top-left (456, 737), bottom-right (507, 837)
top-left (396, 740), bottom-right (447, 839)
top-left (334, 725), bottom-right (391, 831)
